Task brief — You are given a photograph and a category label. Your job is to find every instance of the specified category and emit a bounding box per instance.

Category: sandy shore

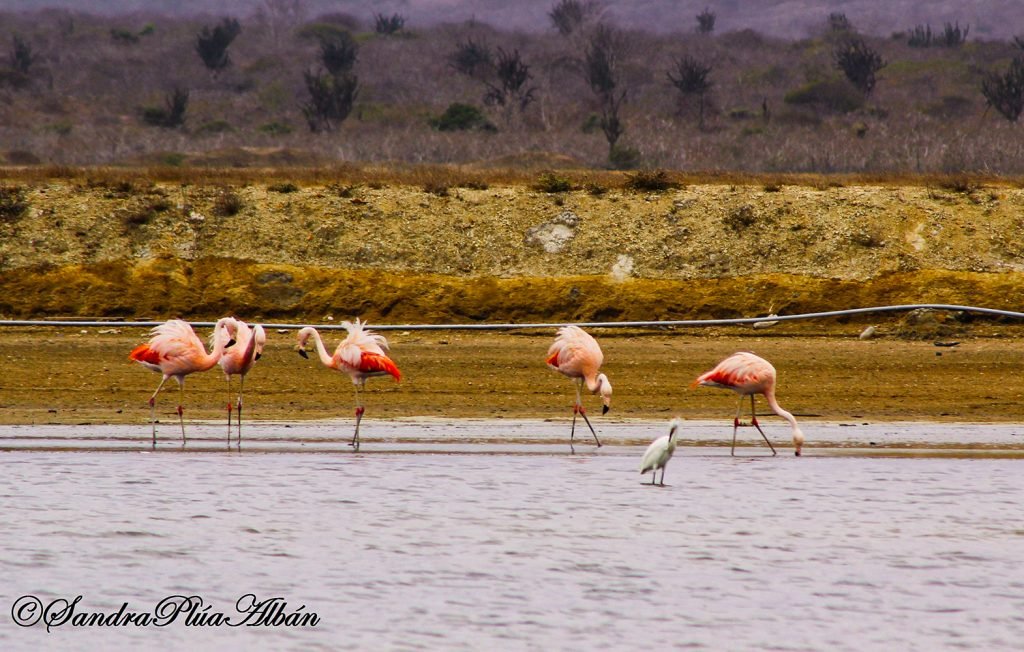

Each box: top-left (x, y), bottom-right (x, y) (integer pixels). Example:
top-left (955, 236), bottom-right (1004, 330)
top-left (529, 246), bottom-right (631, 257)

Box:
top-left (1, 326), bottom-right (1022, 426)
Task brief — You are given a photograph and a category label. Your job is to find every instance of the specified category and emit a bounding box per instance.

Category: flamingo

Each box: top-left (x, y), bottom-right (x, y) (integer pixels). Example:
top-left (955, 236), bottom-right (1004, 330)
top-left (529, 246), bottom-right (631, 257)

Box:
top-left (639, 418), bottom-right (683, 486)
top-left (692, 351), bottom-right (805, 456)
top-left (215, 317), bottom-right (266, 445)
top-left (129, 318), bottom-right (236, 446)
top-left (546, 325), bottom-right (612, 451)
top-left (296, 319), bottom-right (401, 449)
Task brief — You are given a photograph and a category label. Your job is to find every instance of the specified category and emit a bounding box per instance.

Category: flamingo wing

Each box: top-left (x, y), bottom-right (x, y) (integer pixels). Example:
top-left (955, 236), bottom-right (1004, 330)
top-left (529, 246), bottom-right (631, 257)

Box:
top-left (359, 352), bottom-right (402, 381)
top-left (547, 325), bottom-right (603, 376)
top-left (693, 352), bottom-right (775, 392)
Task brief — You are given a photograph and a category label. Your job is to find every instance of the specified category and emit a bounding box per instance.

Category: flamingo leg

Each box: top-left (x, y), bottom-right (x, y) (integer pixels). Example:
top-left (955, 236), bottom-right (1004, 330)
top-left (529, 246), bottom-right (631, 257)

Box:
top-left (731, 394), bottom-right (744, 456)
top-left (177, 381), bottom-right (187, 445)
top-left (750, 395), bottom-right (777, 456)
top-left (352, 384), bottom-right (363, 450)
top-left (569, 381), bottom-right (582, 453)
top-left (149, 375), bottom-right (170, 447)
top-left (573, 379), bottom-right (601, 448)
top-left (226, 376), bottom-right (233, 444)
top-left (236, 375), bottom-right (245, 447)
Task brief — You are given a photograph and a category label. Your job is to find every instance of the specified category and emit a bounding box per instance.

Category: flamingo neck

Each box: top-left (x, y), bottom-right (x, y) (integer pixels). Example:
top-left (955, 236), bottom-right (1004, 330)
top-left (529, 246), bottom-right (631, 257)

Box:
top-left (765, 389), bottom-right (799, 433)
top-left (241, 327), bottom-right (258, 365)
top-left (584, 373), bottom-right (601, 394)
top-left (199, 319), bottom-right (232, 371)
top-left (308, 328), bottom-right (335, 368)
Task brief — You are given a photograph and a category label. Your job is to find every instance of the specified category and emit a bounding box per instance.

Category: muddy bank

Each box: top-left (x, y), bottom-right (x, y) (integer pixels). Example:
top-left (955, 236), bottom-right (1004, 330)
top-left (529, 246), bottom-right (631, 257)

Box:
top-left (1, 329), bottom-right (1023, 427)
top-left (2, 177), bottom-right (1024, 321)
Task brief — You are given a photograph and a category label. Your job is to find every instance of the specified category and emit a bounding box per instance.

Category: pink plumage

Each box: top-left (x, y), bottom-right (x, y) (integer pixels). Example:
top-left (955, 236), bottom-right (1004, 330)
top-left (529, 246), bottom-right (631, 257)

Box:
top-left (546, 325), bottom-right (612, 450)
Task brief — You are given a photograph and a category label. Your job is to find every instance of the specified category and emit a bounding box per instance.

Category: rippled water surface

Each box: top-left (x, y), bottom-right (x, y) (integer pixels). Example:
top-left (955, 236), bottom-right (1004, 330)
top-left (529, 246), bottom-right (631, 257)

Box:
top-left (2, 421), bottom-right (1023, 650)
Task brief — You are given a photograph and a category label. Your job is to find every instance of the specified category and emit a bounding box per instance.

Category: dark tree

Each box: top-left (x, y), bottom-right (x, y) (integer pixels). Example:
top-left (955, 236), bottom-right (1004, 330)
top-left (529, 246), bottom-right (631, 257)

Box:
top-left (585, 25), bottom-right (627, 156)
top-left (302, 69), bottom-right (358, 132)
top-left (196, 18), bottom-right (241, 74)
top-left (939, 22), bottom-right (969, 47)
top-left (1014, 35), bottom-right (1024, 51)
top-left (828, 12), bottom-right (853, 33)
top-left (10, 35), bottom-right (33, 74)
top-left (907, 25), bottom-right (932, 48)
top-left (320, 31), bottom-right (358, 76)
top-left (141, 88), bottom-right (189, 128)
top-left (668, 55), bottom-right (713, 128)
top-left (549, 0), bottom-right (600, 37)
top-left (449, 38), bottom-right (493, 79)
top-left (374, 13), bottom-right (405, 35)
top-left (981, 57), bottom-right (1024, 122)
top-left (483, 48), bottom-right (537, 122)
top-left (834, 37), bottom-right (885, 95)
top-left (696, 7), bottom-right (716, 35)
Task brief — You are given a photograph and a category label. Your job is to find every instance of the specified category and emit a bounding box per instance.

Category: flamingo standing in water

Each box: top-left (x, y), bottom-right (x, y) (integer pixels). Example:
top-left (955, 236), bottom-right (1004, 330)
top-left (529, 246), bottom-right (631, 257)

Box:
top-left (215, 317), bottom-right (266, 445)
top-left (296, 319), bottom-right (401, 449)
top-left (692, 351), bottom-right (805, 456)
top-left (640, 418), bottom-right (683, 486)
top-left (129, 318), bottom-right (235, 446)
top-left (546, 325), bottom-right (612, 451)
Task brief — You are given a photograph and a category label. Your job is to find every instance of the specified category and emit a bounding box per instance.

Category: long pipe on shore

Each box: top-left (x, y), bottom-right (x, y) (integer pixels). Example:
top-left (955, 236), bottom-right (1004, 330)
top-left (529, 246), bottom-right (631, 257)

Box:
top-left (0, 304), bottom-right (1022, 331)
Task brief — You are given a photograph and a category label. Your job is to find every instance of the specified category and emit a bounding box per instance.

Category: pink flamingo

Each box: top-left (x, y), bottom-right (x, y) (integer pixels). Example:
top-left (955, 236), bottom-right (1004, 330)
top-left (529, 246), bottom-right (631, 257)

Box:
top-left (129, 318), bottom-right (235, 446)
top-left (296, 319), bottom-right (401, 449)
top-left (692, 351), bottom-right (805, 456)
top-left (546, 325), bottom-right (612, 451)
top-left (215, 317), bottom-right (266, 445)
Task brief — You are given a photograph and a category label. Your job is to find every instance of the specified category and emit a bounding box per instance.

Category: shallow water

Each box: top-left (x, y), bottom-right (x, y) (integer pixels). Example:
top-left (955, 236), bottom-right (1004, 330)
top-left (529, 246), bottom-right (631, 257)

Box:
top-left (1, 421), bottom-right (1023, 650)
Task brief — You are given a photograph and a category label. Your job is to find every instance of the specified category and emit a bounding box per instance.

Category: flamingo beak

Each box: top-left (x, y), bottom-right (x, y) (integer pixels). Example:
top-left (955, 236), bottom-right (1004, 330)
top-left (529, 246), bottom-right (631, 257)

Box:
top-left (602, 405), bottom-right (609, 415)
top-left (226, 339), bottom-right (237, 349)
top-left (254, 352), bottom-right (262, 361)
top-left (795, 448), bottom-right (802, 456)
top-left (297, 348), bottom-right (308, 359)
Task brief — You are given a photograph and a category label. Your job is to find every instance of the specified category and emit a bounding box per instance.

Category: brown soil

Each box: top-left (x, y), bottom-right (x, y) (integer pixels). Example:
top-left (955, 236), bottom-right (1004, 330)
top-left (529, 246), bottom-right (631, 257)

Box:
top-left (2, 328), bottom-right (1023, 426)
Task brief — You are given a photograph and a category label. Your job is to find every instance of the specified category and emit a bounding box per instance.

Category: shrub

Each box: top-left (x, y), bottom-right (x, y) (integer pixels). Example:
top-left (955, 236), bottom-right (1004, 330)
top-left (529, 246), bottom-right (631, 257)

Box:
top-left (667, 55), bottom-right (713, 128)
top-left (938, 22), bottom-right (969, 47)
top-left (110, 28), bottom-right (139, 44)
top-left (696, 7), bottom-right (716, 34)
top-left (301, 69), bottom-right (358, 132)
top-left (196, 120), bottom-right (233, 134)
top-left (609, 144), bottom-right (642, 170)
top-left (483, 48), bottom-right (536, 114)
top-left (784, 78), bottom-right (865, 113)
top-left (268, 182), bottom-right (298, 193)
top-left (828, 13), bottom-right (853, 33)
top-left (374, 13), bottom-right (405, 35)
top-left (724, 204), bottom-right (757, 230)
top-left (319, 31), bottom-right (358, 76)
top-left (624, 169), bottom-right (679, 192)
top-left (907, 25), bottom-right (932, 48)
top-left (141, 88), bottom-right (189, 128)
top-left (430, 103), bottom-right (496, 132)
top-left (196, 18), bottom-right (241, 74)
top-left (549, 0), bottom-right (600, 36)
top-left (834, 37), bottom-right (885, 95)
top-left (258, 121), bottom-right (293, 135)
top-left (423, 181), bottom-right (449, 197)
top-left (534, 171), bottom-right (572, 193)
top-left (0, 186), bottom-right (28, 222)
top-left (449, 38), bottom-right (493, 78)
top-left (213, 188), bottom-right (244, 216)
top-left (10, 35), bottom-right (33, 75)
top-left (981, 57), bottom-right (1024, 122)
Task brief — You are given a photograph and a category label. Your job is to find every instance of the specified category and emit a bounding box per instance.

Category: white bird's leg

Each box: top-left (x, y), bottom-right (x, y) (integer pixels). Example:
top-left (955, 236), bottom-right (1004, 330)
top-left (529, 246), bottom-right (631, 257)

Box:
top-left (750, 395), bottom-right (777, 456)
top-left (352, 383), bottom-right (363, 450)
top-left (651, 471), bottom-right (657, 485)
top-left (226, 377), bottom-right (233, 444)
top-left (731, 395), bottom-right (744, 456)
top-left (177, 382), bottom-right (187, 445)
top-left (149, 375), bottom-right (170, 447)
top-left (659, 467), bottom-right (667, 486)
top-left (236, 375), bottom-right (245, 447)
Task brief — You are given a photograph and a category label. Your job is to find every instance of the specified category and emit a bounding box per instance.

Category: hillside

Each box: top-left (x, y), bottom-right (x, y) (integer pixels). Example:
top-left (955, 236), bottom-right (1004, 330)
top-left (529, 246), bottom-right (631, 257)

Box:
top-left (0, 6), bottom-right (1022, 172)
top-left (3, 171), bottom-right (1024, 324)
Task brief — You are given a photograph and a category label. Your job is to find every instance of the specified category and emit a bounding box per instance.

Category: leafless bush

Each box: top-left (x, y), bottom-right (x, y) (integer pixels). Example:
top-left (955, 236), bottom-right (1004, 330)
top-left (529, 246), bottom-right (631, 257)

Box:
top-left (213, 187), bottom-right (244, 216)
top-left (141, 88), bottom-right (189, 128)
top-left (319, 31), bottom-right (357, 76)
top-left (907, 25), bottom-right (932, 48)
top-left (449, 38), bottom-right (493, 79)
top-left (668, 55), bottom-right (713, 128)
top-left (0, 186), bottom-right (29, 223)
top-left (302, 70), bottom-right (358, 132)
top-left (585, 25), bottom-right (627, 158)
top-left (484, 48), bottom-right (536, 121)
top-left (981, 57), bottom-right (1024, 122)
top-left (939, 23), bottom-right (969, 47)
